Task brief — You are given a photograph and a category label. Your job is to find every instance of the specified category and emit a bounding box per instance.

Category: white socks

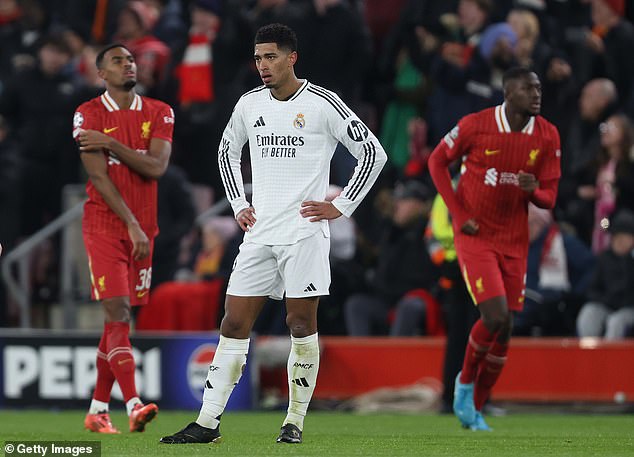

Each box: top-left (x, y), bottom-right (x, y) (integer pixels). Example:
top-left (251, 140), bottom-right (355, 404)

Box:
top-left (284, 333), bottom-right (320, 430)
top-left (88, 399), bottom-right (109, 414)
top-left (89, 398), bottom-right (140, 416)
top-left (126, 397), bottom-right (142, 416)
top-left (197, 336), bottom-right (250, 429)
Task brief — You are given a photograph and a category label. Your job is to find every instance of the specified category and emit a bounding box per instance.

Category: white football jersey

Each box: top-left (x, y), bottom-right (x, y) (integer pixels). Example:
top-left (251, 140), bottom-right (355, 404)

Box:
top-left (218, 80), bottom-right (387, 245)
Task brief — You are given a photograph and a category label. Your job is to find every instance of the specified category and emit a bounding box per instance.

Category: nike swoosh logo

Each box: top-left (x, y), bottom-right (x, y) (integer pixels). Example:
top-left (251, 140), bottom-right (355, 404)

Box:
top-left (103, 127), bottom-right (118, 134)
top-left (118, 359), bottom-right (133, 365)
top-left (485, 149), bottom-right (500, 156)
top-left (137, 290), bottom-right (148, 298)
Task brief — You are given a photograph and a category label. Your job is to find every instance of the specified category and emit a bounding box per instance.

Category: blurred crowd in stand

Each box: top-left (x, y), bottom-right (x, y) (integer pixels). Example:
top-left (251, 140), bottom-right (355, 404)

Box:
top-left (1, 0), bottom-right (634, 349)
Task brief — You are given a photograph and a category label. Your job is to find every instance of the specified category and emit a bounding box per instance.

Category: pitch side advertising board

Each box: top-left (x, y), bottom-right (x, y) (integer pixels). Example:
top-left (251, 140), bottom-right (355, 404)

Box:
top-left (0, 330), bottom-right (255, 410)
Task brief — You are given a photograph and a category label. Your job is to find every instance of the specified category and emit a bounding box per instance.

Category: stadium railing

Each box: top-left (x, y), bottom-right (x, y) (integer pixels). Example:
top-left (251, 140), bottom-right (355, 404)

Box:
top-left (1, 183), bottom-right (251, 329)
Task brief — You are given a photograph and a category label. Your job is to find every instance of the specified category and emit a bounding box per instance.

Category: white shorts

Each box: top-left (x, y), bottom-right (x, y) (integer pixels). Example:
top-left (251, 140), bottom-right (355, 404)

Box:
top-left (226, 230), bottom-right (331, 300)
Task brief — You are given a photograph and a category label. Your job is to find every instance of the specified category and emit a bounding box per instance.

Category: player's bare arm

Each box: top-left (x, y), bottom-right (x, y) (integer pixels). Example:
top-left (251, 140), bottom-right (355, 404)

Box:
top-left (78, 129), bottom-right (171, 180)
top-left (236, 207), bottom-right (257, 232)
top-left (300, 201), bottom-right (342, 222)
top-left (80, 151), bottom-right (150, 260)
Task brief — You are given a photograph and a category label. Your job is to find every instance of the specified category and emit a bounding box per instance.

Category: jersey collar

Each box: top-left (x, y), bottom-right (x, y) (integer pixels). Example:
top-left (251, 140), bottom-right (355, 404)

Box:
top-left (495, 103), bottom-right (535, 134)
top-left (100, 91), bottom-right (143, 112)
top-left (268, 79), bottom-right (309, 102)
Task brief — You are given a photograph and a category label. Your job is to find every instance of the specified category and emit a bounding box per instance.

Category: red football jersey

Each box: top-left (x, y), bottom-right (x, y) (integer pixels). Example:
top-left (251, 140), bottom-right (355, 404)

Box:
top-left (443, 104), bottom-right (561, 256)
top-left (73, 92), bottom-right (174, 239)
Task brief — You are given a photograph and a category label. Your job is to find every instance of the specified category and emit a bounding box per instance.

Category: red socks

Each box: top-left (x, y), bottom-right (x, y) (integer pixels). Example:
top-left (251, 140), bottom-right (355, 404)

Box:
top-left (93, 330), bottom-right (115, 403)
top-left (105, 321), bottom-right (138, 402)
top-left (460, 319), bottom-right (495, 384)
top-left (474, 340), bottom-right (508, 411)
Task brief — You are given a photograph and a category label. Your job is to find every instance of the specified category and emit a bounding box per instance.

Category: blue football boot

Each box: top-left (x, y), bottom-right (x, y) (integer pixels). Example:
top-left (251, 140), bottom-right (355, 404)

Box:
top-left (453, 371), bottom-right (476, 427)
top-left (470, 411), bottom-right (493, 431)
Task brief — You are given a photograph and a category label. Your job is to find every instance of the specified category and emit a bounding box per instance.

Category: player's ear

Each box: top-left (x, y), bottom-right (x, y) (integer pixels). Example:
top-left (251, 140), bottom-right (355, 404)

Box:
top-left (288, 50), bottom-right (298, 67)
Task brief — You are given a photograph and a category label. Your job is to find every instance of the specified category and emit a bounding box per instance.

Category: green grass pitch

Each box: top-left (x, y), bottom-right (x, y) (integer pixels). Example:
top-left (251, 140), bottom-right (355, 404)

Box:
top-left (1, 410), bottom-right (633, 456)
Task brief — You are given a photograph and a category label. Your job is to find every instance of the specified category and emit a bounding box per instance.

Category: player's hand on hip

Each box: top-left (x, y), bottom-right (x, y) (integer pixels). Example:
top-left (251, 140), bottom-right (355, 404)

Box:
top-left (300, 201), bottom-right (342, 222)
top-left (236, 207), bottom-right (256, 232)
top-left (518, 170), bottom-right (538, 193)
top-left (77, 129), bottom-right (112, 152)
top-left (128, 223), bottom-right (150, 260)
top-left (460, 218), bottom-right (479, 235)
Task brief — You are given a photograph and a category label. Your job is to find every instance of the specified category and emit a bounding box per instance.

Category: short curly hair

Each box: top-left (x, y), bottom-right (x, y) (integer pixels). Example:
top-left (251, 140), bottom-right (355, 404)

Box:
top-left (254, 23), bottom-right (298, 53)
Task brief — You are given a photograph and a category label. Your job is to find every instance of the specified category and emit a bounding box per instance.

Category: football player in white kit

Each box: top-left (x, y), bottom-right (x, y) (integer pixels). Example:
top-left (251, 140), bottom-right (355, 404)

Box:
top-left (161, 23), bottom-right (387, 445)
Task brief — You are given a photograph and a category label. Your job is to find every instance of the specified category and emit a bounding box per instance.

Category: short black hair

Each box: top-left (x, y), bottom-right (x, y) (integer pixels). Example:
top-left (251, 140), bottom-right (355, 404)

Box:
top-left (96, 43), bottom-right (131, 68)
top-left (254, 23), bottom-right (298, 53)
top-left (503, 66), bottom-right (535, 89)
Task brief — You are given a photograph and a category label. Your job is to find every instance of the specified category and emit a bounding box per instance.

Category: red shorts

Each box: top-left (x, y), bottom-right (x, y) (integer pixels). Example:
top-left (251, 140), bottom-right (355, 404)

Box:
top-left (454, 236), bottom-right (527, 311)
top-left (83, 232), bottom-right (154, 306)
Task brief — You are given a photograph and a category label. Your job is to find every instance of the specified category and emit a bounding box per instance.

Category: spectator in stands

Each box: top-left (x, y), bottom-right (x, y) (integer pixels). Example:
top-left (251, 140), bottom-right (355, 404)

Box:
top-left (300, 0), bottom-right (372, 107)
top-left (558, 78), bottom-right (618, 244)
top-left (506, 8), bottom-right (575, 132)
top-left (167, 0), bottom-right (249, 203)
top-left (0, 33), bottom-right (85, 234)
top-left (514, 204), bottom-right (595, 336)
top-left (378, 49), bottom-right (426, 172)
top-left (0, 0), bottom-right (44, 85)
top-left (588, 113), bottom-right (634, 253)
top-left (300, 0), bottom-right (374, 187)
top-left (420, 0), bottom-right (494, 143)
top-left (585, 0), bottom-right (634, 112)
top-left (143, 0), bottom-right (187, 54)
top-left (114, 0), bottom-right (170, 97)
top-left (427, 20), bottom-right (517, 144)
top-left (344, 180), bottom-right (438, 336)
top-left (577, 209), bottom-right (634, 339)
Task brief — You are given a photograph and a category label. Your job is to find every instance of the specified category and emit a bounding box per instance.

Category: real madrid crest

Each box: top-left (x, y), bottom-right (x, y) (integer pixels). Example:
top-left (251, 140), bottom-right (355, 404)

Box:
top-left (293, 113), bottom-right (305, 129)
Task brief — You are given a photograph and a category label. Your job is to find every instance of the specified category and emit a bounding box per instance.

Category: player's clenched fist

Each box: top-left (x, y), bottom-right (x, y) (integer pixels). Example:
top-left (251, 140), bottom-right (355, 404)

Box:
top-left (518, 170), bottom-right (539, 193)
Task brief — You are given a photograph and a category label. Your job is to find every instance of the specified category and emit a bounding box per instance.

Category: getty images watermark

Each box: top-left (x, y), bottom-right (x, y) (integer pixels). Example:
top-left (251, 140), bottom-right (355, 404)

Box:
top-left (4, 442), bottom-right (100, 457)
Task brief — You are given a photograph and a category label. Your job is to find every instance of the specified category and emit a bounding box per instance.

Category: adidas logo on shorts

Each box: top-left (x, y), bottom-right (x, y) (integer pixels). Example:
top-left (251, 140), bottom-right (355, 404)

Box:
top-left (303, 283), bottom-right (317, 293)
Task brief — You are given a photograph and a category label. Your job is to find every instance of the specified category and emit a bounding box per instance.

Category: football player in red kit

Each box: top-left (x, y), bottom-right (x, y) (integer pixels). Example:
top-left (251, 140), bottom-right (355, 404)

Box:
top-left (428, 67), bottom-right (561, 430)
top-left (73, 44), bottom-right (174, 433)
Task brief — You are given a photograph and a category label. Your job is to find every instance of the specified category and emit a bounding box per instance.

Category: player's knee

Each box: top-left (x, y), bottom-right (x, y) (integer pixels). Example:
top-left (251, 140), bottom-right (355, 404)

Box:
top-left (285, 312), bottom-right (316, 337)
top-left (482, 311), bottom-right (509, 334)
top-left (102, 297), bottom-right (131, 322)
top-left (220, 315), bottom-right (250, 338)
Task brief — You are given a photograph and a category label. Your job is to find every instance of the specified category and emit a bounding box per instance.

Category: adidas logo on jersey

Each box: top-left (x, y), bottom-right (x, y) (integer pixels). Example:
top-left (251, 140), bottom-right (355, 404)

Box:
top-left (303, 283), bottom-right (317, 293)
top-left (292, 377), bottom-right (310, 387)
top-left (253, 116), bottom-right (266, 128)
